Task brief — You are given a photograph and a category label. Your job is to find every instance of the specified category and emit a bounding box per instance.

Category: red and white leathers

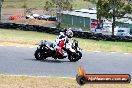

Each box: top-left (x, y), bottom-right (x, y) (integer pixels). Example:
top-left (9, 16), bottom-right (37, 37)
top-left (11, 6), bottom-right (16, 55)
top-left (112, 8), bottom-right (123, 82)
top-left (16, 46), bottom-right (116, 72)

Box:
top-left (53, 32), bottom-right (68, 57)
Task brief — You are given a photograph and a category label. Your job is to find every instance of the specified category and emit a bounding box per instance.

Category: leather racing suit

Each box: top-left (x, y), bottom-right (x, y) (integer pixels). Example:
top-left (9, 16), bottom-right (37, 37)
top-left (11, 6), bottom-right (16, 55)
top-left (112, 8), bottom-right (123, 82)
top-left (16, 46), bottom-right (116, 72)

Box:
top-left (53, 32), bottom-right (68, 57)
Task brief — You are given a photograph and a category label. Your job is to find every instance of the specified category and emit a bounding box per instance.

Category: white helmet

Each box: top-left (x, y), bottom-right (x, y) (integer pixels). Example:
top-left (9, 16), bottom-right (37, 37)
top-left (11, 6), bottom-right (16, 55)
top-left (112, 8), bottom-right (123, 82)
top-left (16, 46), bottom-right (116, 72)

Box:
top-left (65, 30), bottom-right (73, 38)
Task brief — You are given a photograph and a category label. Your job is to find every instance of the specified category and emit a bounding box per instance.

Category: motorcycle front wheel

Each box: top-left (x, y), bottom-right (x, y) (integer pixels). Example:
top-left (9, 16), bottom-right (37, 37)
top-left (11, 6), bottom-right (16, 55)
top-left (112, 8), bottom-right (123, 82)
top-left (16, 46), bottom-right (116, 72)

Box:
top-left (68, 51), bottom-right (82, 62)
top-left (34, 49), bottom-right (47, 60)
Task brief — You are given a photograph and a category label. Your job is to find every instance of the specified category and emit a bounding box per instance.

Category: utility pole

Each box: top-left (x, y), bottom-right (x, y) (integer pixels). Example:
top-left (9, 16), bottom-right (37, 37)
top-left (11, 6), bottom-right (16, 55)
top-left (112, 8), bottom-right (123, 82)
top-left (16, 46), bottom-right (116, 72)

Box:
top-left (0, 0), bottom-right (3, 22)
top-left (56, 0), bottom-right (61, 27)
top-left (112, 0), bottom-right (116, 36)
top-left (23, 0), bottom-right (27, 17)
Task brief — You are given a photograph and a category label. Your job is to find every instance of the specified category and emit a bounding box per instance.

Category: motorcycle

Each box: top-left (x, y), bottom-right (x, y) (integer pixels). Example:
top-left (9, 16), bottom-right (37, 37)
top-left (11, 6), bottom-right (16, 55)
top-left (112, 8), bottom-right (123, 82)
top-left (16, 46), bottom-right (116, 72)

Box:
top-left (34, 39), bottom-right (82, 62)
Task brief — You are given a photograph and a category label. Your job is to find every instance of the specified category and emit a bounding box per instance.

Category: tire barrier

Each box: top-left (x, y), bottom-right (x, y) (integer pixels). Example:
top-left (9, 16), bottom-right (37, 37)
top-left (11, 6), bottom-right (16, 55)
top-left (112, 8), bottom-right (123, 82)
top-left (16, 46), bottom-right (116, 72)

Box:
top-left (0, 22), bottom-right (132, 42)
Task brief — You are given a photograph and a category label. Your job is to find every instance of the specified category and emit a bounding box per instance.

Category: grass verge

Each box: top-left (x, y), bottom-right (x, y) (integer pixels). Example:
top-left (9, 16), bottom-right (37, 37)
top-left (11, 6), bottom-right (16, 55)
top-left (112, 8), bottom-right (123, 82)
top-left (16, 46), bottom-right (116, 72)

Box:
top-left (0, 28), bottom-right (132, 53)
top-left (0, 75), bottom-right (131, 88)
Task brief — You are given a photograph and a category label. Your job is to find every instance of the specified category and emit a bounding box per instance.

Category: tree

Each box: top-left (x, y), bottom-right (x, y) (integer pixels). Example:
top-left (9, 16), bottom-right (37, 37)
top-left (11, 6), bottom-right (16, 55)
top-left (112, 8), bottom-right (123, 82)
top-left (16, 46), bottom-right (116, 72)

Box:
top-left (44, 1), bottom-right (54, 11)
top-left (97, 0), bottom-right (132, 36)
top-left (22, 0), bottom-right (27, 16)
top-left (44, 0), bottom-right (73, 11)
top-left (44, 0), bottom-right (73, 28)
top-left (0, 0), bottom-right (4, 22)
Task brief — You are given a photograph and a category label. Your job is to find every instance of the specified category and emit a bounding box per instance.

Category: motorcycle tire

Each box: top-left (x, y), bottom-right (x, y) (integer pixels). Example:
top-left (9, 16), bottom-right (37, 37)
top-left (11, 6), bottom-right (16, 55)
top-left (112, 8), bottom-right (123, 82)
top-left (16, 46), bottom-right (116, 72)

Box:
top-left (68, 51), bottom-right (82, 62)
top-left (34, 49), bottom-right (46, 60)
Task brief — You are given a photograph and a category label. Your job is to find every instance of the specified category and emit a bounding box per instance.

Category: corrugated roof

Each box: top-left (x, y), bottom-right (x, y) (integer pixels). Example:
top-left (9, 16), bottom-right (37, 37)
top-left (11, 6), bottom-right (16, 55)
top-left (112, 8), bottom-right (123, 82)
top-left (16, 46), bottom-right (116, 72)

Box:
top-left (61, 10), bottom-right (97, 19)
top-left (75, 8), bottom-right (96, 14)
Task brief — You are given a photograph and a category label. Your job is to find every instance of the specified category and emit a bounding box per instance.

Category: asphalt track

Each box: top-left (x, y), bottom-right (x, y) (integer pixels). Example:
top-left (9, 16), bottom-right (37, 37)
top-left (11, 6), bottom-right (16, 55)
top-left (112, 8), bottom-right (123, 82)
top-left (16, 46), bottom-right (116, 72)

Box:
top-left (0, 46), bottom-right (132, 77)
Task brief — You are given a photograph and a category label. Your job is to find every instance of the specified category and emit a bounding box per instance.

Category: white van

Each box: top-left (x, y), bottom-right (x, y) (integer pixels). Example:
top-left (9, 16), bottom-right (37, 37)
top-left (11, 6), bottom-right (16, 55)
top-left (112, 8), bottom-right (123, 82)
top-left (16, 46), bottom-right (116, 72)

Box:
top-left (102, 26), bottom-right (131, 36)
top-left (92, 24), bottom-right (132, 37)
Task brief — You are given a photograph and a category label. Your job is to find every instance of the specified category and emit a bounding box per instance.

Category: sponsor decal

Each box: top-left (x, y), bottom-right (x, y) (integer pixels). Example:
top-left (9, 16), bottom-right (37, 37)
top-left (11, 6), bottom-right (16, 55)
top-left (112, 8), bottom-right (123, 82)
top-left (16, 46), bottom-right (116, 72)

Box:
top-left (76, 66), bottom-right (131, 85)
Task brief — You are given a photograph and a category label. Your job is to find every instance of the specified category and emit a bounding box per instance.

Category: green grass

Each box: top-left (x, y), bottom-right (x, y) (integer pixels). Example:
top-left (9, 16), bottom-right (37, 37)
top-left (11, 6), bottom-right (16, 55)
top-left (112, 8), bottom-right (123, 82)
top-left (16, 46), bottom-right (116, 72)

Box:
top-left (0, 75), bottom-right (131, 88)
top-left (0, 28), bottom-right (57, 44)
top-left (0, 28), bottom-right (132, 53)
top-left (3, 0), bottom-right (95, 9)
top-left (76, 38), bottom-right (132, 53)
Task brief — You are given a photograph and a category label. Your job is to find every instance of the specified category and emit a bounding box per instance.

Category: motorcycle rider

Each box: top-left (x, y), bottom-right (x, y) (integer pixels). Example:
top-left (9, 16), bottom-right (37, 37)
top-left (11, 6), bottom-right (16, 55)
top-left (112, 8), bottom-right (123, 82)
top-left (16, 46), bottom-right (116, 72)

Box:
top-left (53, 29), bottom-right (73, 57)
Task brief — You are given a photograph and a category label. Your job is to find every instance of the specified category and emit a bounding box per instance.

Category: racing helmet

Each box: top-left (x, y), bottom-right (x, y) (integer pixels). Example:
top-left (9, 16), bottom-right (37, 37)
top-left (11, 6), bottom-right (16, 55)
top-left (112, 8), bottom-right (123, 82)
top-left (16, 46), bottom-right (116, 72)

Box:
top-left (65, 29), bottom-right (73, 38)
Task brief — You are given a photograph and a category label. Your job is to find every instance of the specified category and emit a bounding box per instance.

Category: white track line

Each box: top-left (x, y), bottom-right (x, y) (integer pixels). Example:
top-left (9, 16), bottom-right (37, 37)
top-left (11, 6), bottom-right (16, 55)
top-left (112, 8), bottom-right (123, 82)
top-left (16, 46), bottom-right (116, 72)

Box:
top-left (29, 46), bottom-right (35, 48)
top-left (16, 46), bottom-right (22, 48)
top-left (123, 53), bottom-right (129, 55)
top-left (110, 52), bottom-right (116, 54)
top-left (93, 51), bottom-right (101, 53)
top-left (15, 46), bottom-right (35, 48)
top-left (86, 50), bottom-right (131, 55)
top-left (0, 45), bottom-right (4, 46)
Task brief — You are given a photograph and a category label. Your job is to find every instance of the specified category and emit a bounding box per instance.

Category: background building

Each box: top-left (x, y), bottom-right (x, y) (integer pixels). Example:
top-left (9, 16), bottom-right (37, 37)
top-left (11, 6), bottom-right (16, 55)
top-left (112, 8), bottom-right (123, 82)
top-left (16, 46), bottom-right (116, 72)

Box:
top-left (58, 8), bottom-right (132, 33)
top-left (57, 8), bottom-right (98, 31)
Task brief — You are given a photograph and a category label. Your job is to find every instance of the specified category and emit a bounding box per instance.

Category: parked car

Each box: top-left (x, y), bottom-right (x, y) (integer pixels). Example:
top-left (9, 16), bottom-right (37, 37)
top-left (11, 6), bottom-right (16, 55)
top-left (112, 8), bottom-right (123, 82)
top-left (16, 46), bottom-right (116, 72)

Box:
top-left (32, 14), bottom-right (40, 19)
top-left (48, 16), bottom-right (57, 21)
top-left (26, 14), bottom-right (39, 19)
top-left (37, 15), bottom-right (44, 20)
top-left (91, 24), bottom-right (132, 37)
top-left (38, 15), bottom-right (57, 21)
top-left (37, 15), bottom-right (50, 20)
top-left (26, 15), bottom-right (34, 19)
